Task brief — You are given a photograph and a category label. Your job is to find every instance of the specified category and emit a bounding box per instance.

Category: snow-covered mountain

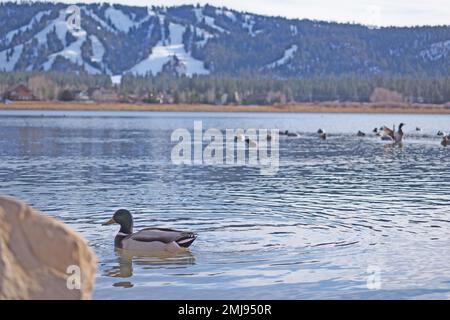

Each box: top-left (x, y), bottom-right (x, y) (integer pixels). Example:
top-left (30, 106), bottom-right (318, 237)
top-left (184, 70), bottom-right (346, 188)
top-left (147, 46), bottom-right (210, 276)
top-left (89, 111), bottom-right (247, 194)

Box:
top-left (1, 2), bottom-right (449, 78)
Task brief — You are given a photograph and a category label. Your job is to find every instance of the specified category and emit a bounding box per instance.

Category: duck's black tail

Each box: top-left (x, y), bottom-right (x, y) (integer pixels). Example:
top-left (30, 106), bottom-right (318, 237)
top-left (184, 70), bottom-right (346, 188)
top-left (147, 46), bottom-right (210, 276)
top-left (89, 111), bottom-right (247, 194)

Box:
top-left (176, 232), bottom-right (197, 248)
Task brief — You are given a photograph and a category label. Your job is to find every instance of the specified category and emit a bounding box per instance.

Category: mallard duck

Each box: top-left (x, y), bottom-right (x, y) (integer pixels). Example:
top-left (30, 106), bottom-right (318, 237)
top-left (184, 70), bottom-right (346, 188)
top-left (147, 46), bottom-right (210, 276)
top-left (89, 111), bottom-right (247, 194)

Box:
top-left (382, 123), bottom-right (405, 143)
top-left (102, 209), bottom-right (197, 252)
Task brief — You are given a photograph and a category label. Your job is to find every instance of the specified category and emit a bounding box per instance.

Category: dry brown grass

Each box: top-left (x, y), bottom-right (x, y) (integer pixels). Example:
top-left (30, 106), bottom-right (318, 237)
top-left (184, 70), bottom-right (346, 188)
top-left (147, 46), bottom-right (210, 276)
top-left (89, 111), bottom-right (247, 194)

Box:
top-left (1, 101), bottom-right (450, 114)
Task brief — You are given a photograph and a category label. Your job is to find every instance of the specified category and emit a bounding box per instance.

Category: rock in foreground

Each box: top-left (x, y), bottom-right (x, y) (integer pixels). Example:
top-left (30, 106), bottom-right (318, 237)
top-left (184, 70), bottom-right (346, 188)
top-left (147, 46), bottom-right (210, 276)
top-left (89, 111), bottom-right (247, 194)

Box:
top-left (0, 196), bottom-right (96, 299)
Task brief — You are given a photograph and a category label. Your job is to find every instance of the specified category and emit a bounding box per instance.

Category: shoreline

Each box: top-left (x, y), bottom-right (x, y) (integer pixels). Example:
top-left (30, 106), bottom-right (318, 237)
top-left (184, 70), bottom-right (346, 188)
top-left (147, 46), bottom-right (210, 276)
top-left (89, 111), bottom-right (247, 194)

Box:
top-left (1, 101), bottom-right (450, 114)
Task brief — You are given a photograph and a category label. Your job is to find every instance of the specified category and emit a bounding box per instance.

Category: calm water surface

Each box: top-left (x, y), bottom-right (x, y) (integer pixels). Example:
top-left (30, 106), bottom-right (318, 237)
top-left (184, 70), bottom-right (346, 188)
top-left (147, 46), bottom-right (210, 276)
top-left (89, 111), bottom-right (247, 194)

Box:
top-left (1, 110), bottom-right (450, 299)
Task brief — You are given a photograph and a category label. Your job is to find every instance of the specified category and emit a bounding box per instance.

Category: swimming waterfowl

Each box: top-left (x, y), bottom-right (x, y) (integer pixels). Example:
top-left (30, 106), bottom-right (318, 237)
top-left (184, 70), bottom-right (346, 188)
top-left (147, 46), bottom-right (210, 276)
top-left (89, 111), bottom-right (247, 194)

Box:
top-left (416, 127), bottom-right (422, 132)
top-left (317, 129), bottom-right (324, 134)
top-left (382, 123), bottom-right (405, 143)
top-left (102, 209), bottom-right (197, 252)
top-left (235, 133), bottom-right (258, 147)
top-left (442, 135), bottom-right (450, 147)
top-left (373, 127), bottom-right (378, 133)
top-left (279, 130), bottom-right (298, 137)
top-left (357, 130), bottom-right (366, 137)
top-left (437, 130), bottom-right (445, 136)
top-left (319, 132), bottom-right (327, 140)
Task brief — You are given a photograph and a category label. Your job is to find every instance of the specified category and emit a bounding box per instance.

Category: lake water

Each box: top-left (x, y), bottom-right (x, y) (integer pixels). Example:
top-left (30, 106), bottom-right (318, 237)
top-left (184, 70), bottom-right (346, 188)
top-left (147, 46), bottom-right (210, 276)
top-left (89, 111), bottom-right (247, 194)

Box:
top-left (1, 110), bottom-right (450, 299)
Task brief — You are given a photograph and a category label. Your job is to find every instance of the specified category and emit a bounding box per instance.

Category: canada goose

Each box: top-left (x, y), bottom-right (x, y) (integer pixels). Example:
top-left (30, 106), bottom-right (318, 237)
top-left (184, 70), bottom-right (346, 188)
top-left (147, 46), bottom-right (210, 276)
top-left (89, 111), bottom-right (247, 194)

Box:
top-left (382, 123), bottom-right (405, 143)
top-left (317, 129), bottom-right (324, 134)
top-left (102, 209), bottom-right (197, 252)
top-left (437, 131), bottom-right (445, 136)
top-left (442, 135), bottom-right (450, 147)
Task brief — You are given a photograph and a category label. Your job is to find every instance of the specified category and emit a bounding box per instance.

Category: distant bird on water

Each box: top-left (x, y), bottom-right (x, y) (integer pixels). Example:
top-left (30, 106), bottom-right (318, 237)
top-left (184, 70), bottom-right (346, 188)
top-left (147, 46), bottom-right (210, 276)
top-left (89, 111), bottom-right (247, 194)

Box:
top-left (235, 133), bottom-right (258, 147)
top-left (357, 130), bottom-right (366, 137)
top-left (317, 129), bottom-right (324, 134)
top-left (102, 209), bottom-right (197, 252)
top-left (372, 127), bottom-right (381, 136)
top-left (437, 130), bottom-right (445, 136)
top-left (381, 123), bottom-right (405, 143)
top-left (279, 130), bottom-right (298, 137)
top-left (441, 135), bottom-right (449, 147)
top-left (416, 127), bottom-right (422, 132)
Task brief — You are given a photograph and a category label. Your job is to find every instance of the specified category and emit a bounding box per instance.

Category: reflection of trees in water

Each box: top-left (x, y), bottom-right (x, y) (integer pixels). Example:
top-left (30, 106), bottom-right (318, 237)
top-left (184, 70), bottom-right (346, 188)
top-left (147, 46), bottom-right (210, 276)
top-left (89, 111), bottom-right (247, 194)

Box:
top-left (103, 249), bottom-right (196, 288)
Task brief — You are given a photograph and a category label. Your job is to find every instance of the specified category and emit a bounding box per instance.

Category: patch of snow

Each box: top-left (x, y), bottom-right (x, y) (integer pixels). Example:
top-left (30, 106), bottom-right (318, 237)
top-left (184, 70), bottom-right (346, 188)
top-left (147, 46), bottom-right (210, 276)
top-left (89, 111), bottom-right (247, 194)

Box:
top-left (194, 28), bottom-right (213, 48)
top-left (265, 44), bottom-right (298, 69)
top-left (215, 8), bottom-right (236, 21)
top-left (128, 22), bottom-right (209, 76)
top-left (193, 7), bottom-right (227, 34)
top-left (204, 16), bottom-right (227, 33)
top-left (89, 35), bottom-right (105, 63)
top-left (290, 25), bottom-right (298, 36)
top-left (111, 75), bottom-right (122, 85)
top-left (33, 10), bottom-right (69, 45)
top-left (420, 40), bottom-right (450, 61)
top-left (40, 16), bottom-right (102, 74)
top-left (0, 44), bottom-right (24, 71)
top-left (146, 7), bottom-right (157, 16)
top-left (104, 6), bottom-right (136, 33)
top-left (242, 15), bottom-right (257, 37)
top-left (4, 10), bottom-right (51, 44)
top-left (193, 7), bottom-right (203, 23)
top-left (83, 8), bottom-right (117, 34)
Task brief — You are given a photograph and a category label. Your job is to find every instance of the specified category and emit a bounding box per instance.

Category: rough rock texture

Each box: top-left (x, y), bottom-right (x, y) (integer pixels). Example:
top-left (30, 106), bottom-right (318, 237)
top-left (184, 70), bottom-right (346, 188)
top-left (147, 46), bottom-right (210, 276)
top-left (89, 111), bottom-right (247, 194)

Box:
top-left (0, 196), bottom-right (96, 299)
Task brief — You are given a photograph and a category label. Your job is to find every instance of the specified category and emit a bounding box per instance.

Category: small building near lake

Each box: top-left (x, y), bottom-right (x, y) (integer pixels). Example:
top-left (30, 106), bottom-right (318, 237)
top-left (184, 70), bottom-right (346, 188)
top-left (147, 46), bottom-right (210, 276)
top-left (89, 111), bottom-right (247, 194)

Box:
top-left (4, 84), bottom-right (36, 101)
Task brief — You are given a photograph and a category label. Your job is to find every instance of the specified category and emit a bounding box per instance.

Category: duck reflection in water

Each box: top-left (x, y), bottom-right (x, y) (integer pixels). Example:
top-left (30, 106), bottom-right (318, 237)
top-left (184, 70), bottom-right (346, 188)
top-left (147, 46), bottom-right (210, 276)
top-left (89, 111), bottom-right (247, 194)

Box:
top-left (104, 248), bottom-right (196, 288)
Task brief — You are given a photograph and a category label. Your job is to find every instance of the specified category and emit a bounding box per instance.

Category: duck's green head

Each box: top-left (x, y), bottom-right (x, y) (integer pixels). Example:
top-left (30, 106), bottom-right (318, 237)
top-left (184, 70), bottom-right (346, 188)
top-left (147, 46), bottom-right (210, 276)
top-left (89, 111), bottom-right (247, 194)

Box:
top-left (102, 209), bottom-right (133, 234)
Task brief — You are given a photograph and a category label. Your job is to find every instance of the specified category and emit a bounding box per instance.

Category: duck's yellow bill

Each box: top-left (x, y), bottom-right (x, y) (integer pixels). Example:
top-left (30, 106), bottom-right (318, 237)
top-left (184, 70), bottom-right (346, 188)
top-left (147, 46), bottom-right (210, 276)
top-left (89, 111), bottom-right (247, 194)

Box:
top-left (102, 218), bottom-right (116, 226)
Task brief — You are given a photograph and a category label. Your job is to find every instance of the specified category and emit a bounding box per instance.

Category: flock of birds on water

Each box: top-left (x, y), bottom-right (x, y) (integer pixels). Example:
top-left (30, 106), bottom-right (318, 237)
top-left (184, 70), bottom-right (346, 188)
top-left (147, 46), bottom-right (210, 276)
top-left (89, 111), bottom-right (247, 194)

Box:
top-left (277, 123), bottom-right (450, 147)
top-left (102, 123), bottom-right (449, 253)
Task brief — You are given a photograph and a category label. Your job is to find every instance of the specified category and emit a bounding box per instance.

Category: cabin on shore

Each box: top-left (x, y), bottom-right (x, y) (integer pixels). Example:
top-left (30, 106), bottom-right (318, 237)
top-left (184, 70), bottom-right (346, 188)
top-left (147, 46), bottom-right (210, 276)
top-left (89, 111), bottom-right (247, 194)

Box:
top-left (4, 84), bottom-right (36, 101)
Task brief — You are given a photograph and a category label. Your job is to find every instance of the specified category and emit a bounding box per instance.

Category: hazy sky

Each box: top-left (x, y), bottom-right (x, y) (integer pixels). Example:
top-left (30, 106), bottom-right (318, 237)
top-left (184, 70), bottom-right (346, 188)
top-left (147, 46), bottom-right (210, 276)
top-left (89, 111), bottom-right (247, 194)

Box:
top-left (7, 0), bottom-right (450, 26)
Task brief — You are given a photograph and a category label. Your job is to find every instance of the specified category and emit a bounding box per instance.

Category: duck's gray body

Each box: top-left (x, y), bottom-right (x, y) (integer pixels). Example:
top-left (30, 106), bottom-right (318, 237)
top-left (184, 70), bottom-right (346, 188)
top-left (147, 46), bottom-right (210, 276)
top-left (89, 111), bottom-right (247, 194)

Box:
top-left (115, 228), bottom-right (197, 251)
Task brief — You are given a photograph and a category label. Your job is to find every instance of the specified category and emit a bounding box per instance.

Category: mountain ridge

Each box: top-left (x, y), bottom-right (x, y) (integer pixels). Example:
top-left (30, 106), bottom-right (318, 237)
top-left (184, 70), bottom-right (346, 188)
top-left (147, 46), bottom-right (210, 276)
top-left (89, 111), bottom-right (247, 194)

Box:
top-left (1, 2), bottom-right (449, 78)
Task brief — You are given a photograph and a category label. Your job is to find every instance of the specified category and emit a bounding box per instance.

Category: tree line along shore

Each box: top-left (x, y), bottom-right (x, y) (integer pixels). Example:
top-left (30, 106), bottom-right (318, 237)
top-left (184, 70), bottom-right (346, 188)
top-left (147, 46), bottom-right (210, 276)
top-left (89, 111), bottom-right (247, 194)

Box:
top-left (1, 72), bottom-right (449, 109)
